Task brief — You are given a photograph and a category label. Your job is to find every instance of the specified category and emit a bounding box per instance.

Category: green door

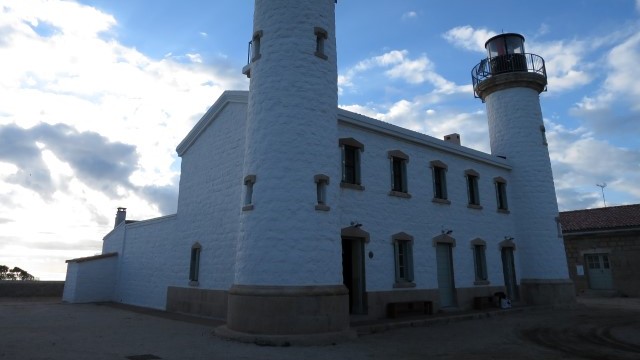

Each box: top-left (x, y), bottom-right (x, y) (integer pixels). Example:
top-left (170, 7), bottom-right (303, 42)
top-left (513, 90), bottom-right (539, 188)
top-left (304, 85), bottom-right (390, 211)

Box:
top-left (585, 254), bottom-right (613, 290)
top-left (436, 243), bottom-right (456, 307)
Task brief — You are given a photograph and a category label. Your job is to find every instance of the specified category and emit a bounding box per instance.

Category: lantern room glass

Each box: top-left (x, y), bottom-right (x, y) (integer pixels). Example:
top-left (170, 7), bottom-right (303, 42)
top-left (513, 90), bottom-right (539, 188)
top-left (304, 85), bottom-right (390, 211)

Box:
top-left (485, 34), bottom-right (525, 59)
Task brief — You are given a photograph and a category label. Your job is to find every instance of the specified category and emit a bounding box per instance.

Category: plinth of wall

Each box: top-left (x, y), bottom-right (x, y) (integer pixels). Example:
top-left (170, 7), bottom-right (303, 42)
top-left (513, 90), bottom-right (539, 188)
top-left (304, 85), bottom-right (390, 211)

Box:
top-left (166, 286), bottom-right (228, 319)
top-left (218, 284), bottom-right (354, 345)
top-left (520, 279), bottom-right (576, 305)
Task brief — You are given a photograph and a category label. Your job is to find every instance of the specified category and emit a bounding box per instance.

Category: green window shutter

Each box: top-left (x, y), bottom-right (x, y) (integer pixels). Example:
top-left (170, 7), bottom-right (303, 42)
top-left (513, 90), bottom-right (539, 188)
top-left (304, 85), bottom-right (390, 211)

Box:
top-left (407, 242), bottom-right (414, 282)
top-left (341, 146), bottom-right (346, 182)
top-left (393, 241), bottom-right (400, 283)
top-left (355, 149), bottom-right (361, 185)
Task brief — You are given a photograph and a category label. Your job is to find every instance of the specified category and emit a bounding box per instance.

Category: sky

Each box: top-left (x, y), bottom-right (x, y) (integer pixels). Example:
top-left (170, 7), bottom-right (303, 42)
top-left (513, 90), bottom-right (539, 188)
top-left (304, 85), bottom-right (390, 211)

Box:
top-left (1, 0), bottom-right (639, 280)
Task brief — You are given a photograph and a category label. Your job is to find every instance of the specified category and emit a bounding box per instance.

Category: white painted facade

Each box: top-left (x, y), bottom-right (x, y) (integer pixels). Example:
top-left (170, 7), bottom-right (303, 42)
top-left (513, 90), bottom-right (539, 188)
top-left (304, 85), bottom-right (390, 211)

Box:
top-left (64, 0), bottom-right (572, 322)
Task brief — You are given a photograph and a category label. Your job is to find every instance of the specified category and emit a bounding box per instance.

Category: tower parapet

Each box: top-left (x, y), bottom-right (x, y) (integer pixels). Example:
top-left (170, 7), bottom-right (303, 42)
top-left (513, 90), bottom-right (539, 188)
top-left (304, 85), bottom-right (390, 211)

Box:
top-left (472, 33), bottom-right (547, 100)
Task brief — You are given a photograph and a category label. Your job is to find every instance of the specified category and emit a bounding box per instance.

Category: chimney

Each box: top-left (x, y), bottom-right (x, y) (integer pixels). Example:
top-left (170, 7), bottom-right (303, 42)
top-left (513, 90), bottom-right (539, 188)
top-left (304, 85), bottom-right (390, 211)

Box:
top-left (114, 207), bottom-right (127, 228)
top-left (444, 133), bottom-right (461, 145)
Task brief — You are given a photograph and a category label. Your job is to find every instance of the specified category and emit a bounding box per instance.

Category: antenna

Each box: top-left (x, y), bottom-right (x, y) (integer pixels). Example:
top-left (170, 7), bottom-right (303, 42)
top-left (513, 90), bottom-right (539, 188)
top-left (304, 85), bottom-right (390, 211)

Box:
top-left (596, 183), bottom-right (607, 207)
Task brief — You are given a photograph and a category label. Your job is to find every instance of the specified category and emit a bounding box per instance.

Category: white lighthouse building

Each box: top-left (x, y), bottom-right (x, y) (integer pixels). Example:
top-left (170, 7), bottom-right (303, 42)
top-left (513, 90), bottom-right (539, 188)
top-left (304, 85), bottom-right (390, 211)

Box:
top-left (63, 1), bottom-right (574, 344)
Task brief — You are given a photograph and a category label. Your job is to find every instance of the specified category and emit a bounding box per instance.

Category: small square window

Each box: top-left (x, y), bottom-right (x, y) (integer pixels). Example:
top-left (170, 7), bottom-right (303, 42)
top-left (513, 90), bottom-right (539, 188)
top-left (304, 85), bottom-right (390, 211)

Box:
top-left (242, 175), bottom-right (256, 211)
top-left (251, 30), bottom-right (263, 62)
top-left (314, 174), bottom-right (330, 211)
top-left (314, 27), bottom-right (328, 60)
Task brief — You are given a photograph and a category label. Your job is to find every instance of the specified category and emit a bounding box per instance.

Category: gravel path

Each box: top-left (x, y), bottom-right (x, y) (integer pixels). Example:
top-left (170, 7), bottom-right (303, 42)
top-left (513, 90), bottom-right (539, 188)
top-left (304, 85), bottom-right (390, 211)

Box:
top-left (0, 297), bottom-right (638, 360)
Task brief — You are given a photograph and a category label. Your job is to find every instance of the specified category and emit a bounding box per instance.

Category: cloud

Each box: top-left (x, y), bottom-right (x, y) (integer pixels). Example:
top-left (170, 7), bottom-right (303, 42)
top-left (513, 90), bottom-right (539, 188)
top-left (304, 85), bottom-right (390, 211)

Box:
top-left (568, 30), bottom-right (640, 139)
top-left (546, 120), bottom-right (640, 210)
top-left (339, 50), bottom-right (467, 95)
top-left (0, 123), bottom-right (138, 199)
top-left (442, 26), bottom-right (496, 53)
top-left (527, 39), bottom-right (592, 92)
top-left (402, 11), bottom-right (418, 20)
top-left (0, 0), bottom-right (248, 280)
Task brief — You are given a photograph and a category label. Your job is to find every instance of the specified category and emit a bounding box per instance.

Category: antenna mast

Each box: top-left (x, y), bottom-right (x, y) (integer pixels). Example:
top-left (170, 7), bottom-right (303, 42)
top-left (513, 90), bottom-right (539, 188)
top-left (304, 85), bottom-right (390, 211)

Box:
top-left (596, 183), bottom-right (607, 207)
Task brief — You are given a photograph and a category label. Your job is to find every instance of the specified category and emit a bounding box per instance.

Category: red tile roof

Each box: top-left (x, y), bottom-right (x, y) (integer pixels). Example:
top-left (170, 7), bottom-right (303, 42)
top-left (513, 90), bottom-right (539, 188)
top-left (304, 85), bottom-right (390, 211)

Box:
top-left (559, 204), bottom-right (640, 233)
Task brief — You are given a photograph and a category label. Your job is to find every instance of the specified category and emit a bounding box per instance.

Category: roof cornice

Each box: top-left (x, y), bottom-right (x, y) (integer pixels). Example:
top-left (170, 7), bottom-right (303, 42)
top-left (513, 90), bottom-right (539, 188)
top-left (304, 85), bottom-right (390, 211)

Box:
top-left (337, 109), bottom-right (511, 169)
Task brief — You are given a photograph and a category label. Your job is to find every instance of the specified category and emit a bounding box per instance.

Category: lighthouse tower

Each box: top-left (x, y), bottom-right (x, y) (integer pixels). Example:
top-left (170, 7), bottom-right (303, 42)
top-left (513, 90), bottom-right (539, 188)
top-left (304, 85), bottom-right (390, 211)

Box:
top-left (219, 0), bottom-right (352, 343)
top-left (473, 34), bottom-right (574, 304)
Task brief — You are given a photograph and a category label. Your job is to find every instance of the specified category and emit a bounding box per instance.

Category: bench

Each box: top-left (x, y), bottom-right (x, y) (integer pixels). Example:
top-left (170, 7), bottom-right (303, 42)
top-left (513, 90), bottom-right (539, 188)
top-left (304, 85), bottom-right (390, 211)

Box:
top-left (473, 296), bottom-right (496, 310)
top-left (387, 301), bottom-right (433, 318)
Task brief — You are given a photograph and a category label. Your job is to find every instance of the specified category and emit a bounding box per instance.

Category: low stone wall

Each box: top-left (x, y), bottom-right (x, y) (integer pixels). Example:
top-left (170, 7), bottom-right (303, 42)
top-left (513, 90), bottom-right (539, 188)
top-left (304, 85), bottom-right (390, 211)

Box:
top-left (0, 281), bottom-right (65, 297)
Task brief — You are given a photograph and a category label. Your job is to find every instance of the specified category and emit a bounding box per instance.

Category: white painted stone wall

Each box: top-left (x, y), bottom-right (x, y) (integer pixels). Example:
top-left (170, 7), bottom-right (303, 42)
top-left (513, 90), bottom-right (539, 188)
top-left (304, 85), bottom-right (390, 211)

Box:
top-left (102, 222), bottom-right (125, 254)
top-left (237, 0), bottom-right (341, 286)
top-left (485, 87), bottom-right (569, 280)
top-left (176, 100), bottom-right (247, 290)
top-left (336, 114), bottom-right (517, 291)
top-left (109, 99), bottom-right (248, 310)
top-left (62, 256), bottom-right (117, 303)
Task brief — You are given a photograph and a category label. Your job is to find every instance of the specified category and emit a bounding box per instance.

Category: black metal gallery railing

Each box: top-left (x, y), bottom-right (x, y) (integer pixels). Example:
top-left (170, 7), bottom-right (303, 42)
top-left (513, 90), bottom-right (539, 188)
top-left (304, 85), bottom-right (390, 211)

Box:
top-left (471, 53), bottom-right (546, 98)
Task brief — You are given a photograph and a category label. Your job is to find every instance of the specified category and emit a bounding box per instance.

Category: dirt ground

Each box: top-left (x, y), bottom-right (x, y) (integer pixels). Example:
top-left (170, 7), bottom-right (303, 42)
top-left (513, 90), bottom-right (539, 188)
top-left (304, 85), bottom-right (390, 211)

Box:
top-left (1, 297), bottom-right (639, 360)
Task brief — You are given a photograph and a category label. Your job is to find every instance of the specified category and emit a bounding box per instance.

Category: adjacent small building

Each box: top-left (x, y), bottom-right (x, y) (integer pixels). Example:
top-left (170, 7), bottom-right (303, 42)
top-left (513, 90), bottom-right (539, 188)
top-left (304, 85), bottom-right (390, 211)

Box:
top-left (560, 204), bottom-right (640, 297)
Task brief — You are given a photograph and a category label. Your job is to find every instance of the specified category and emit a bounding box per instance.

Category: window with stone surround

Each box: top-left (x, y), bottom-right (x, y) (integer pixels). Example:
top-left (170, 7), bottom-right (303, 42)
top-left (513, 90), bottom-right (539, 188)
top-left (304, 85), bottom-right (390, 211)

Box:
top-left (392, 232), bottom-right (415, 287)
top-left (251, 30), bottom-right (263, 62)
top-left (465, 169), bottom-right (481, 208)
top-left (389, 150), bottom-right (410, 197)
top-left (242, 175), bottom-right (256, 211)
top-left (431, 160), bottom-right (449, 204)
top-left (494, 177), bottom-right (509, 212)
top-left (314, 174), bottom-right (330, 211)
top-left (471, 239), bottom-right (489, 284)
top-left (339, 138), bottom-right (364, 190)
top-left (189, 243), bottom-right (201, 285)
top-left (314, 27), bottom-right (328, 60)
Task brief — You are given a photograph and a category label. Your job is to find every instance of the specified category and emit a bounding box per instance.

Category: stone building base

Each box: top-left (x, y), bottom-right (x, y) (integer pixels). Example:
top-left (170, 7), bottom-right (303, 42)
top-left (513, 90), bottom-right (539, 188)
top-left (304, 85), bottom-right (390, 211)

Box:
top-left (520, 279), bottom-right (576, 305)
top-left (218, 284), bottom-right (354, 345)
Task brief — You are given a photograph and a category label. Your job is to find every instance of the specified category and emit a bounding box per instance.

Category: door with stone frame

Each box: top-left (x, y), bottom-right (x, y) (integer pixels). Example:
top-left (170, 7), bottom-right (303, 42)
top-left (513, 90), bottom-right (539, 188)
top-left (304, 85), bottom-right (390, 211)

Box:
top-left (501, 247), bottom-right (518, 300)
top-left (436, 243), bottom-right (457, 308)
top-left (342, 238), bottom-right (366, 314)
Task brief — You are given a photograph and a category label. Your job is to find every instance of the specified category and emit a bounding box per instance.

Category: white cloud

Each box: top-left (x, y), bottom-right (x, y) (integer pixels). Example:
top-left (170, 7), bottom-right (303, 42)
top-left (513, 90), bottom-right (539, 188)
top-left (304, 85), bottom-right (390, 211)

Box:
top-left (527, 39), bottom-right (592, 92)
top-left (402, 11), bottom-right (418, 20)
top-left (341, 98), bottom-right (490, 154)
top-left (442, 26), bottom-right (496, 53)
top-left (339, 50), bottom-right (467, 95)
top-left (546, 120), bottom-right (640, 210)
top-left (0, 0), bottom-right (248, 279)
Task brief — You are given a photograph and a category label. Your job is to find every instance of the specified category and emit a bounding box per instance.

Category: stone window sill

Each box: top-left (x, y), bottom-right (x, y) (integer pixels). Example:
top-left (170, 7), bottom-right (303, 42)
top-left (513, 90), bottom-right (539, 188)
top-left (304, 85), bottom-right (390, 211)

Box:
top-left (474, 280), bottom-right (490, 286)
top-left (393, 281), bottom-right (416, 289)
top-left (389, 191), bottom-right (411, 199)
top-left (242, 204), bottom-right (254, 211)
top-left (189, 281), bottom-right (199, 287)
top-left (340, 182), bottom-right (365, 191)
top-left (467, 204), bottom-right (483, 210)
top-left (432, 198), bottom-right (451, 205)
top-left (497, 208), bottom-right (510, 214)
top-left (315, 204), bottom-right (330, 211)
top-left (314, 51), bottom-right (328, 60)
